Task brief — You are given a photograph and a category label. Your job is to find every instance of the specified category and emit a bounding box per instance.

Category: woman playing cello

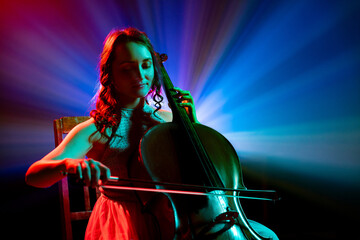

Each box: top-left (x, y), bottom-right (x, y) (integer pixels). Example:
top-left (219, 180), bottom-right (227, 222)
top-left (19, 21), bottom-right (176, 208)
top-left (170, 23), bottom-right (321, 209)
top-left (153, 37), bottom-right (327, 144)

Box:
top-left (26, 27), bottom-right (277, 239)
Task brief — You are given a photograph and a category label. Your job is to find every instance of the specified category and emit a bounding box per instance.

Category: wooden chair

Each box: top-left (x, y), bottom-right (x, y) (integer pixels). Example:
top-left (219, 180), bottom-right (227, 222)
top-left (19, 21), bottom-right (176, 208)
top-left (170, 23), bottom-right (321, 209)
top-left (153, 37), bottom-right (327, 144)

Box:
top-left (54, 116), bottom-right (99, 240)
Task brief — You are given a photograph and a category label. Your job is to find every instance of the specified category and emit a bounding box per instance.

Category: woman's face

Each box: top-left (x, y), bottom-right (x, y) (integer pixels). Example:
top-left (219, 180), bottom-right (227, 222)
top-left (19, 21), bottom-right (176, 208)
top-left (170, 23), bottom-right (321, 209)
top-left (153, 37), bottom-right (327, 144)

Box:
top-left (111, 42), bottom-right (155, 106)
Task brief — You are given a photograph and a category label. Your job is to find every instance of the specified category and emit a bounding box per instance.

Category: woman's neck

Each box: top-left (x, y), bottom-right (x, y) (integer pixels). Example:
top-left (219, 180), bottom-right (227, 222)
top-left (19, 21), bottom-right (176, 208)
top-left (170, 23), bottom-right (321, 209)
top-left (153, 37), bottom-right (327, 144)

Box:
top-left (117, 97), bottom-right (144, 109)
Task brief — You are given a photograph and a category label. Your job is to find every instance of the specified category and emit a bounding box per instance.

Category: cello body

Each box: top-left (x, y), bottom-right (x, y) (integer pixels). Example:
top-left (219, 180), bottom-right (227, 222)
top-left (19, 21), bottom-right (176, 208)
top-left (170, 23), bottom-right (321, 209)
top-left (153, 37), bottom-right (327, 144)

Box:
top-left (138, 122), bottom-right (264, 239)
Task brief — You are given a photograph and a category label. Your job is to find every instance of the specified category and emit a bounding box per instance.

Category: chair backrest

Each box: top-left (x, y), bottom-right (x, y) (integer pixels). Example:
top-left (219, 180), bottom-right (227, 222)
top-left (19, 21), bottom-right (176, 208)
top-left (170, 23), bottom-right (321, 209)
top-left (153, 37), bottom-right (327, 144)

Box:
top-left (54, 116), bottom-right (98, 240)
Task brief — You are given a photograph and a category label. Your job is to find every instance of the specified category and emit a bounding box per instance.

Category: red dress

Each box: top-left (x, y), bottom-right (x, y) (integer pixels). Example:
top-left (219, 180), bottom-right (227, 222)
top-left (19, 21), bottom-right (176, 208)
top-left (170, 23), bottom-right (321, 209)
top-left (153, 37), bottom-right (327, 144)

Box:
top-left (85, 104), bottom-right (165, 240)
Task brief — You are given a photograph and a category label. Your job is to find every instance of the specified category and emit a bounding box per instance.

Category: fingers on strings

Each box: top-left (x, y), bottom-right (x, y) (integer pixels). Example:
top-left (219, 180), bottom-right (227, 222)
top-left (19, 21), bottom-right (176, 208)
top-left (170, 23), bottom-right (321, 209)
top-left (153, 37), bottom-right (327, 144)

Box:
top-left (170, 87), bottom-right (194, 106)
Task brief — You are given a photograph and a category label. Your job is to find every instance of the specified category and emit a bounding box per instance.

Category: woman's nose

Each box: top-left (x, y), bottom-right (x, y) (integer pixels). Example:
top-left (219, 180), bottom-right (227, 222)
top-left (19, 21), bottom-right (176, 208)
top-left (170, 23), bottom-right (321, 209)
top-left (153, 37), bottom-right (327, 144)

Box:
top-left (133, 65), bottom-right (145, 80)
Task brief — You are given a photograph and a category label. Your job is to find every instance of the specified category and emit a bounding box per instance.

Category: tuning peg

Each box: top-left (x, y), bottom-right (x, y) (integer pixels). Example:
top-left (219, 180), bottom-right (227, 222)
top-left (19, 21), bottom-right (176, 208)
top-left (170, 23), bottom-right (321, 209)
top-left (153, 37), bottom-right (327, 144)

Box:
top-left (160, 53), bottom-right (168, 62)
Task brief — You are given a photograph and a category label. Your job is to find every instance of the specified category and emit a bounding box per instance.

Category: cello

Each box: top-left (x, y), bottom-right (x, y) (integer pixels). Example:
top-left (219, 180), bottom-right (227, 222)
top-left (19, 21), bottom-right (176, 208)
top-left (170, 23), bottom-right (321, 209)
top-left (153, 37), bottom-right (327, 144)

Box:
top-left (105, 53), bottom-right (276, 239)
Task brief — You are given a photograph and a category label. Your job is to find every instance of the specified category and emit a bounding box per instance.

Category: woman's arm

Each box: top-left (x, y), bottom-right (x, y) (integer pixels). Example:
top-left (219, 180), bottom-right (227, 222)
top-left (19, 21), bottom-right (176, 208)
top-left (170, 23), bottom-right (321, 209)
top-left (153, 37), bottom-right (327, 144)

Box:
top-left (25, 119), bottom-right (110, 188)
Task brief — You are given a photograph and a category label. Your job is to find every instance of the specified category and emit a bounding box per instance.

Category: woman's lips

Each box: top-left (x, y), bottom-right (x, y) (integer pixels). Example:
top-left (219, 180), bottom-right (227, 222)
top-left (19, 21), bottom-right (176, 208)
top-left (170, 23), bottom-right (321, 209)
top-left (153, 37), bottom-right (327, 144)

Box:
top-left (132, 82), bottom-right (148, 88)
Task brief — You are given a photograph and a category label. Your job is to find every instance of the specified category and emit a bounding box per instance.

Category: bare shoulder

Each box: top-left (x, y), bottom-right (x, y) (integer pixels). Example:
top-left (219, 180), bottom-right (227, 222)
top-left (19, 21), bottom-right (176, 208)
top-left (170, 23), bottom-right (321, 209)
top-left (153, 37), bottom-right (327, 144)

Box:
top-left (156, 109), bottom-right (173, 122)
top-left (68, 118), bottom-right (97, 137)
top-left (42, 118), bottom-right (106, 160)
top-left (64, 118), bottom-right (108, 144)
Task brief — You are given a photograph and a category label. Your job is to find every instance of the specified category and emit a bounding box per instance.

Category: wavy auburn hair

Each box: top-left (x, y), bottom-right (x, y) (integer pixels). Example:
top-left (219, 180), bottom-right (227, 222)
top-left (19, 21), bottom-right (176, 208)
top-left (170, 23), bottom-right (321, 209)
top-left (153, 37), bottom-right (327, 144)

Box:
top-left (90, 28), bottom-right (163, 133)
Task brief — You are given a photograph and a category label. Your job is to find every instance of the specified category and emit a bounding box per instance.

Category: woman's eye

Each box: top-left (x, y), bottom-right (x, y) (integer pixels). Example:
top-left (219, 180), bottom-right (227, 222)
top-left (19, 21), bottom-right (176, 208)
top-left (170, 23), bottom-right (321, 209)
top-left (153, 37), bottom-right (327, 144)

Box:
top-left (142, 61), bottom-right (152, 69)
top-left (120, 65), bottom-right (133, 72)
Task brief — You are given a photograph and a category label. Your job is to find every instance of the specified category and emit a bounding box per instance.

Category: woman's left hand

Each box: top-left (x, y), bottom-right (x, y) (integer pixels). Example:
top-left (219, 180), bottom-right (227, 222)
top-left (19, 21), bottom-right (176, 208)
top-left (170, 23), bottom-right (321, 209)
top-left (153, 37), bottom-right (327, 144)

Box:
top-left (170, 87), bottom-right (199, 123)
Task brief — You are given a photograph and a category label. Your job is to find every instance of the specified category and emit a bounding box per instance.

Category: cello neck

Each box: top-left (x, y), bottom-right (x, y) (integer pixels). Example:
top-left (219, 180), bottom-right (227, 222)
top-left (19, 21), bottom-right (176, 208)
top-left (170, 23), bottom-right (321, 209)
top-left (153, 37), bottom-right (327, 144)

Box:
top-left (158, 54), bottom-right (224, 188)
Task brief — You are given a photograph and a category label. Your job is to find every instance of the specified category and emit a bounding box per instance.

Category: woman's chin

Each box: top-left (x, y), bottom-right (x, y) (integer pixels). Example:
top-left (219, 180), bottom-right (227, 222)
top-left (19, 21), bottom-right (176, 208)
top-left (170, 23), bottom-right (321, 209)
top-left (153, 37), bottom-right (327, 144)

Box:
top-left (136, 87), bottom-right (151, 97)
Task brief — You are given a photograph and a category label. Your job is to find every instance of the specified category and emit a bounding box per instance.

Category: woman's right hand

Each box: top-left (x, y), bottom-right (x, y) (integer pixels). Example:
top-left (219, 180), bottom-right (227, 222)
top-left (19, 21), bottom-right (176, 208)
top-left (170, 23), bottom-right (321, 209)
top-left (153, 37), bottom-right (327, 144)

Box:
top-left (64, 158), bottom-right (111, 187)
